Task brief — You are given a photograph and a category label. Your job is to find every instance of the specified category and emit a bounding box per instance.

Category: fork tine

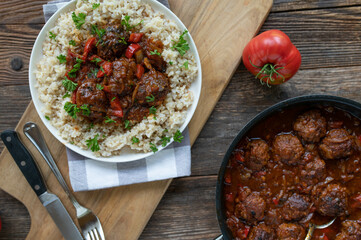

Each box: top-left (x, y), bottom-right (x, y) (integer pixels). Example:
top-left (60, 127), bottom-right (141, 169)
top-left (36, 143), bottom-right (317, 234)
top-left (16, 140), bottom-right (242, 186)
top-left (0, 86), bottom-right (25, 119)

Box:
top-left (95, 228), bottom-right (103, 240)
top-left (96, 226), bottom-right (105, 240)
top-left (85, 232), bottom-right (92, 240)
top-left (89, 230), bottom-right (96, 240)
top-left (92, 229), bottom-right (100, 240)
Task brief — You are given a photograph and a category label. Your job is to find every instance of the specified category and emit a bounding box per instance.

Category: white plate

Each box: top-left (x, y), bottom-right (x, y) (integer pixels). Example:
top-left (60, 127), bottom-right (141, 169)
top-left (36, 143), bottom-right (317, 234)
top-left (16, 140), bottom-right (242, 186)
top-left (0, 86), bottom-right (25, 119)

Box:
top-left (29, 0), bottom-right (202, 162)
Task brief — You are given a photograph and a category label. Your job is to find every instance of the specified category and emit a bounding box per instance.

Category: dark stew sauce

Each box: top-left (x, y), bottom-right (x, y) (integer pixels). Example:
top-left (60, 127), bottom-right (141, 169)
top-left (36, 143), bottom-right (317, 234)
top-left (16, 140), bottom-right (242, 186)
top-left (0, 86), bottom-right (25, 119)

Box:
top-left (223, 106), bottom-right (361, 240)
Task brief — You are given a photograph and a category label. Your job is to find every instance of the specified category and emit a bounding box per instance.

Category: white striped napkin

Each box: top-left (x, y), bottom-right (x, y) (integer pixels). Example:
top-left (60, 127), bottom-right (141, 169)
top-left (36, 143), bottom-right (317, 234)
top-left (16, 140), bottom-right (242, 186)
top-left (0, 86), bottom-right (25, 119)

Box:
top-left (43, 0), bottom-right (192, 192)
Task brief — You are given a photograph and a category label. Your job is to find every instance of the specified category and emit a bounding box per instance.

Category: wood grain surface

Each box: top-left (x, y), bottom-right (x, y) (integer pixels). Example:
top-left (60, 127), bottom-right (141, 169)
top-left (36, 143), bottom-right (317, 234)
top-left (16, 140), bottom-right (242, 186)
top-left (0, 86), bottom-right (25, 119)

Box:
top-left (2, 0), bottom-right (361, 240)
top-left (0, 0), bottom-right (273, 239)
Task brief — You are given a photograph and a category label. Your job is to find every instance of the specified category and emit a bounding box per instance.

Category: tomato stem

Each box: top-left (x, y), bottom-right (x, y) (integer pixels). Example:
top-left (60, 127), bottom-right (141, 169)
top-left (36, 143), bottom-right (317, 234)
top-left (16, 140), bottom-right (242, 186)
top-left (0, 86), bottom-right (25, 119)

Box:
top-left (249, 58), bottom-right (285, 87)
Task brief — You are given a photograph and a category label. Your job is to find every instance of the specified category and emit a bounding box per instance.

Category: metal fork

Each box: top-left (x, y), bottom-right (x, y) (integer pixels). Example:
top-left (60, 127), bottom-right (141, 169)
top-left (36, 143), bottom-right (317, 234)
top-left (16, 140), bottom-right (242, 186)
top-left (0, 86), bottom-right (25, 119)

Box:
top-left (23, 122), bottom-right (105, 240)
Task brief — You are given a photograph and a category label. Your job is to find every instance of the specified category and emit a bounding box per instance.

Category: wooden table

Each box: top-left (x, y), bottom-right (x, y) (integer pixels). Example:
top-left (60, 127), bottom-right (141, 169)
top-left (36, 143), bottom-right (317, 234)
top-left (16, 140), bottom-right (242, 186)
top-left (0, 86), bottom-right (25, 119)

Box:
top-left (1, 0), bottom-right (361, 239)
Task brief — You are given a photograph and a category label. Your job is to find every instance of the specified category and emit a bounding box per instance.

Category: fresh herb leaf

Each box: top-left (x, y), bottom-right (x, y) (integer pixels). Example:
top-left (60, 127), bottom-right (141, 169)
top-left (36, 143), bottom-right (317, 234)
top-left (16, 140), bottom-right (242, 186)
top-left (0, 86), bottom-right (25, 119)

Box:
top-left (99, 65), bottom-right (105, 74)
top-left (169, 61), bottom-right (173, 65)
top-left (132, 137), bottom-right (139, 144)
top-left (64, 102), bottom-right (80, 119)
top-left (104, 116), bottom-right (116, 124)
top-left (80, 104), bottom-right (91, 116)
top-left (173, 130), bottom-right (184, 143)
top-left (62, 92), bottom-right (71, 98)
top-left (96, 84), bottom-right (104, 90)
top-left (91, 25), bottom-right (106, 46)
top-left (49, 31), bottom-right (56, 40)
top-left (149, 106), bottom-right (157, 115)
top-left (57, 54), bottom-right (67, 64)
top-left (150, 49), bottom-right (161, 56)
top-left (119, 37), bottom-right (127, 44)
top-left (161, 136), bottom-right (170, 147)
top-left (91, 57), bottom-right (102, 64)
top-left (124, 120), bottom-right (131, 129)
top-left (171, 30), bottom-right (189, 56)
top-left (146, 94), bottom-right (155, 103)
top-left (62, 78), bottom-right (78, 92)
top-left (72, 12), bottom-right (87, 30)
top-left (183, 60), bottom-right (189, 70)
top-left (45, 116), bottom-right (50, 120)
top-left (69, 40), bottom-right (77, 46)
top-left (163, 128), bottom-right (168, 133)
top-left (86, 134), bottom-right (100, 152)
top-left (150, 143), bottom-right (158, 153)
top-left (92, 3), bottom-right (100, 9)
top-left (111, 97), bottom-right (116, 102)
top-left (88, 123), bottom-right (94, 129)
top-left (68, 58), bottom-right (84, 78)
top-left (121, 15), bottom-right (143, 31)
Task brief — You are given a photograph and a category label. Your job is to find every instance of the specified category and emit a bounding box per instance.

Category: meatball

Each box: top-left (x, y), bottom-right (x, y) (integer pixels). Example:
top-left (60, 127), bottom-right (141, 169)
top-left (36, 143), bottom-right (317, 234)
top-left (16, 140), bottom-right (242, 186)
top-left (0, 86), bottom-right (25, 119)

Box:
top-left (139, 37), bottom-right (167, 72)
top-left (106, 57), bottom-right (137, 96)
top-left (135, 68), bottom-right (169, 106)
top-left (319, 129), bottom-right (354, 160)
top-left (293, 110), bottom-right (327, 142)
top-left (244, 139), bottom-right (270, 171)
top-left (126, 105), bottom-right (149, 122)
top-left (248, 223), bottom-right (275, 240)
top-left (235, 192), bottom-right (265, 224)
top-left (277, 223), bottom-right (306, 240)
top-left (273, 134), bottom-right (305, 165)
top-left (314, 184), bottom-right (348, 217)
top-left (76, 80), bottom-right (108, 121)
top-left (300, 156), bottom-right (326, 186)
top-left (335, 220), bottom-right (361, 240)
top-left (281, 193), bottom-right (311, 221)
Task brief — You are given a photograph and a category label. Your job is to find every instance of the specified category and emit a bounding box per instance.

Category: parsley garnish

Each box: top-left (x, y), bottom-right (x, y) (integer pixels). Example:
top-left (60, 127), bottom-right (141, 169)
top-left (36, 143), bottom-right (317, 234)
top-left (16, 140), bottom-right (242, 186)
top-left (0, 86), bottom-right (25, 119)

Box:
top-left (124, 120), bottom-right (131, 129)
top-left (86, 134), bottom-right (100, 152)
top-left (183, 60), bottom-right (189, 70)
top-left (72, 12), bottom-right (87, 30)
top-left (132, 137), bottom-right (139, 144)
top-left (62, 78), bottom-right (78, 92)
top-left (68, 58), bottom-right (83, 78)
top-left (80, 104), bottom-right (91, 116)
top-left (173, 130), bottom-right (184, 143)
top-left (69, 40), bottom-right (77, 46)
top-left (91, 25), bottom-right (106, 46)
top-left (121, 15), bottom-right (143, 31)
top-left (111, 97), bottom-right (116, 102)
top-left (171, 30), bottom-right (189, 56)
top-left (150, 143), bottom-right (158, 153)
top-left (104, 116), bottom-right (116, 124)
top-left (149, 106), bottom-right (157, 115)
top-left (45, 116), bottom-right (50, 120)
top-left (96, 84), bottom-right (104, 90)
top-left (92, 3), bottom-right (100, 9)
top-left (161, 136), bottom-right (170, 147)
top-left (57, 54), bottom-right (66, 64)
top-left (88, 123), bottom-right (94, 129)
top-left (91, 58), bottom-right (102, 64)
top-left (146, 94), bottom-right (155, 103)
top-left (150, 49), bottom-right (161, 56)
top-left (88, 68), bottom-right (99, 78)
top-left (64, 102), bottom-right (80, 119)
top-left (49, 31), bottom-right (56, 40)
top-left (169, 61), bottom-right (173, 65)
top-left (62, 92), bottom-right (71, 98)
top-left (119, 37), bottom-right (127, 44)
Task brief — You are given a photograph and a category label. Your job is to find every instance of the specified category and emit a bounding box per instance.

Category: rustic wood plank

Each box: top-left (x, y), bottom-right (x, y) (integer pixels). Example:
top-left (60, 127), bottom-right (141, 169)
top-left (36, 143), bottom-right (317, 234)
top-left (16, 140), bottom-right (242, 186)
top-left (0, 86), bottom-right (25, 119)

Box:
top-left (272, 0), bottom-right (361, 12)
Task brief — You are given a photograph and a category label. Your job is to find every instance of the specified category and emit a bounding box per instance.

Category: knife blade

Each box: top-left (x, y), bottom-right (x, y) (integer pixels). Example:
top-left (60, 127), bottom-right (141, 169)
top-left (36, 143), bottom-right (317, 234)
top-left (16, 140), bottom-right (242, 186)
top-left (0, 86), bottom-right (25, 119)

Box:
top-left (1, 130), bottom-right (84, 240)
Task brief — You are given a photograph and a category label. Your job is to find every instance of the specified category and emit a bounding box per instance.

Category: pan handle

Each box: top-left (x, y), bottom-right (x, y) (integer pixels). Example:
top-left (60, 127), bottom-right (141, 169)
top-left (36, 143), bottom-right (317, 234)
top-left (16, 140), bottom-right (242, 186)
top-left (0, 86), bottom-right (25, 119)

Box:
top-left (214, 235), bottom-right (223, 240)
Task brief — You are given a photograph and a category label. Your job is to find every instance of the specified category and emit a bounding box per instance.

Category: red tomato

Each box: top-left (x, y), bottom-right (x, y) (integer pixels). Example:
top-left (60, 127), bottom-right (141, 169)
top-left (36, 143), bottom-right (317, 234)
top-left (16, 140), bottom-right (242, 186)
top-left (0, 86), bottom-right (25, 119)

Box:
top-left (128, 33), bottom-right (144, 43)
top-left (242, 29), bottom-right (301, 86)
top-left (125, 43), bottom-right (141, 58)
top-left (135, 64), bottom-right (145, 79)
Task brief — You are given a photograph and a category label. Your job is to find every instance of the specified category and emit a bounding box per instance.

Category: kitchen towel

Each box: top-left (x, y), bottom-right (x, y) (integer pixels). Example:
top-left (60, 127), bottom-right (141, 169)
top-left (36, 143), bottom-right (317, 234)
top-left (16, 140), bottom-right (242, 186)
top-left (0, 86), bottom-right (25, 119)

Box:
top-left (43, 0), bottom-right (191, 192)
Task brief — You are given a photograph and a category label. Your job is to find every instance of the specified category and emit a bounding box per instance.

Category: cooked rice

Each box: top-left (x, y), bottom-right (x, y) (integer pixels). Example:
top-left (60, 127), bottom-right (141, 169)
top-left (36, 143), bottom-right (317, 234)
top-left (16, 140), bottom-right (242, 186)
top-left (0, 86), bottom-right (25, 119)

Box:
top-left (35, 0), bottom-right (197, 156)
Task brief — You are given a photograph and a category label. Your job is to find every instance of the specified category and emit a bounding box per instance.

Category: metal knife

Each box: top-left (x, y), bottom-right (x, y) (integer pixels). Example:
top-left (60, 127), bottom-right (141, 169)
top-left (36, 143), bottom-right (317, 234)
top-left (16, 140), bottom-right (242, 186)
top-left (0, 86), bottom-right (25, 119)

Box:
top-left (0, 130), bottom-right (84, 240)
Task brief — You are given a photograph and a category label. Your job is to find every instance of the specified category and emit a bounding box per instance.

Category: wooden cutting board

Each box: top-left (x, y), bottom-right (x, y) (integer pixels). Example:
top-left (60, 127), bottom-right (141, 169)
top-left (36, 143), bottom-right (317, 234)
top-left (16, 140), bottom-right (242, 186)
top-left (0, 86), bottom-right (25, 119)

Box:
top-left (0, 0), bottom-right (272, 239)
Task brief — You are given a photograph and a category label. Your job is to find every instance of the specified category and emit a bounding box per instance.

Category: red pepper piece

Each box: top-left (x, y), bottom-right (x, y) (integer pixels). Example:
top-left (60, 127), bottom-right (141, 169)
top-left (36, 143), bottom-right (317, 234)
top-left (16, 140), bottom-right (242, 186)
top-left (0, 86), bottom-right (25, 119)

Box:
top-left (272, 197), bottom-right (279, 205)
top-left (97, 61), bottom-right (112, 78)
top-left (128, 33), bottom-right (144, 43)
top-left (135, 64), bottom-right (144, 79)
top-left (125, 43), bottom-right (141, 59)
top-left (82, 37), bottom-right (96, 60)
top-left (235, 152), bottom-right (245, 162)
top-left (236, 225), bottom-right (250, 239)
top-left (88, 55), bottom-right (104, 64)
top-left (108, 109), bottom-right (123, 118)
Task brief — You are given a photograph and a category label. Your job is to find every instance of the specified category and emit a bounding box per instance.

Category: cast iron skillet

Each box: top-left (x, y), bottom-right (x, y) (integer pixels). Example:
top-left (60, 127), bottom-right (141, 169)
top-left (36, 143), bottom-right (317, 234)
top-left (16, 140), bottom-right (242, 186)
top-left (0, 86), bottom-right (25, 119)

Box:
top-left (215, 95), bottom-right (361, 240)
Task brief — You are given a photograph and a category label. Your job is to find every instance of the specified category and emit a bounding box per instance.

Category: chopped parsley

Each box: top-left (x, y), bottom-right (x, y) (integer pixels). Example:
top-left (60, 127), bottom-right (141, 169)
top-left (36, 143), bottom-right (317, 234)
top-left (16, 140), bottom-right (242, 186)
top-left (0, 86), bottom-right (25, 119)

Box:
top-left (69, 40), bottom-right (77, 46)
top-left (64, 102), bottom-right (80, 119)
top-left (161, 136), bottom-right (171, 147)
top-left (96, 84), bottom-right (104, 90)
top-left (169, 61), bottom-right (173, 65)
top-left (183, 60), bottom-right (189, 70)
top-left (131, 137), bottom-right (139, 144)
top-left (62, 78), bottom-right (78, 92)
top-left (45, 116), bottom-right (50, 120)
top-left (91, 57), bottom-right (102, 64)
top-left (88, 68), bottom-right (99, 78)
top-left (150, 143), bottom-right (158, 153)
top-left (62, 92), bottom-right (71, 98)
top-left (86, 134), bottom-right (100, 152)
top-left (119, 37), bottom-right (127, 44)
top-left (104, 116), bottom-right (116, 124)
top-left (111, 97), bottom-right (116, 102)
top-left (68, 58), bottom-right (84, 78)
top-left (57, 54), bottom-right (66, 64)
top-left (49, 31), bottom-right (56, 40)
top-left (88, 123), bottom-right (94, 129)
top-left (150, 49), bottom-right (161, 56)
top-left (72, 12), bottom-right (87, 30)
top-left (149, 106), bottom-right (157, 115)
top-left (171, 30), bottom-right (189, 56)
top-left (92, 3), bottom-right (100, 9)
top-left (121, 15), bottom-right (143, 31)
top-left (173, 130), bottom-right (184, 143)
top-left (91, 25), bottom-right (106, 46)
top-left (146, 94), bottom-right (155, 103)
top-left (80, 104), bottom-right (91, 116)
top-left (124, 120), bottom-right (131, 129)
